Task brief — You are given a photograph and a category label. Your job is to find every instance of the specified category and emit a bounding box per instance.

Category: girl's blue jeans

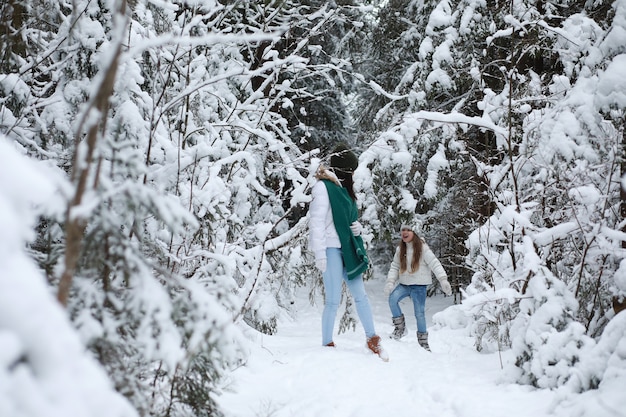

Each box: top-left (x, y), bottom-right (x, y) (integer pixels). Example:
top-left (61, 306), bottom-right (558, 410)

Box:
top-left (389, 284), bottom-right (428, 333)
top-left (322, 248), bottom-right (376, 345)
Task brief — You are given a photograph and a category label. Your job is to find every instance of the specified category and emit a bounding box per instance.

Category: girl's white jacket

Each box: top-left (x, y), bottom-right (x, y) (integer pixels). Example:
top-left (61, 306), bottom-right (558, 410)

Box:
top-left (385, 241), bottom-right (448, 287)
top-left (308, 180), bottom-right (341, 262)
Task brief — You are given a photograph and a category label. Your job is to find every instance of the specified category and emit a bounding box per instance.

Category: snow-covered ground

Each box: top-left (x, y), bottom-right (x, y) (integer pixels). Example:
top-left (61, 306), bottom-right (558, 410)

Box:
top-left (217, 276), bottom-right (624, 417)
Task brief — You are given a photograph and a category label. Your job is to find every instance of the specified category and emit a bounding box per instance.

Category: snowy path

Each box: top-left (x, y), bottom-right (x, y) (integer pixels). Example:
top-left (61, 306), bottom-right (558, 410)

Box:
top-left (216, 278), bottom-right (609, 417)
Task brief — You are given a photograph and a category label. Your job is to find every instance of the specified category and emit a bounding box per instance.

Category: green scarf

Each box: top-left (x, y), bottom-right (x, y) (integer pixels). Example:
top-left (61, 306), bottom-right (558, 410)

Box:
top-left (322, 179), bottom-right (369, 279)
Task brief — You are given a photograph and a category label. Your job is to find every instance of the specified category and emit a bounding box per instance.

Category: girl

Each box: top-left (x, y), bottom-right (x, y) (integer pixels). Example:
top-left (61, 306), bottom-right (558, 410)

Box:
top-left (384, 221), bottom-right (452, 351)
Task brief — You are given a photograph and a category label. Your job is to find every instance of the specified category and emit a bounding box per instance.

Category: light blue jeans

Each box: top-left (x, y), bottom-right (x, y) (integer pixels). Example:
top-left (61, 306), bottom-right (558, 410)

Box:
top-left (322, 247), bottom-right (376, 345)
top-left (389, 284), bottom-right (428, 333)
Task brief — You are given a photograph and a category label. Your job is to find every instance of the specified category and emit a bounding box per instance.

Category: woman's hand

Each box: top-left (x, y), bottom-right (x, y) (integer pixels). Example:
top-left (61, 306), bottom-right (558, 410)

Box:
top-left (315, 258), bottom-right (327, 273)
top-left (349, 221), bottom-right (363, 236)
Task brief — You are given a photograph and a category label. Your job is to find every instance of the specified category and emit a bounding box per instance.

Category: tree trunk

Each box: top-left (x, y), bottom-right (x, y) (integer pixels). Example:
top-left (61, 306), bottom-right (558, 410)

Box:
top-left (57, 0), bottom-right (128, 306)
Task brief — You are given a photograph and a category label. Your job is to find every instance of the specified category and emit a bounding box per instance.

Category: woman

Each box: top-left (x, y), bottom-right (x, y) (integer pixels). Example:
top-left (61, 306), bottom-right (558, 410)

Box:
top-left (384, 221), bottom-right (452, 351)
top-left (309, 143), bottom-right (388, 361)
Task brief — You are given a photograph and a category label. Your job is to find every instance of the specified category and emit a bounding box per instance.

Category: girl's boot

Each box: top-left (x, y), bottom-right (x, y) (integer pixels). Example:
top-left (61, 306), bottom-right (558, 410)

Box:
top-left (417, 331), bottom-right (431, 352)
top-left (390, 315), bottom-right (408, 340)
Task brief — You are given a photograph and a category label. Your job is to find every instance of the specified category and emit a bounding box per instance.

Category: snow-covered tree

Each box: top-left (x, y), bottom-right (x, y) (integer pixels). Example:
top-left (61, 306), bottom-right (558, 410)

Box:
top-left (0, 136), bottom-right (137, 417)
top-left (461, 0), bottom-right (625, 389)
top-left (354, 0), bottom-right (625, 392)
top-left (0, 0), bottom-right (351, 415)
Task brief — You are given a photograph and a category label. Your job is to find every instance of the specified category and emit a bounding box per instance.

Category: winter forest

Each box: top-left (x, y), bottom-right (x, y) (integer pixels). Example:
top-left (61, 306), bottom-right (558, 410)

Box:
top-left (1, 0), bottom-right (625, 416)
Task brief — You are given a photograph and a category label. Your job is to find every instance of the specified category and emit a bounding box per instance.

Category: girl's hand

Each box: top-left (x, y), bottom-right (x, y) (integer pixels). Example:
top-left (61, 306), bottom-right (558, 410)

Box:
top-left (440, 280), bottom-right (452, 296)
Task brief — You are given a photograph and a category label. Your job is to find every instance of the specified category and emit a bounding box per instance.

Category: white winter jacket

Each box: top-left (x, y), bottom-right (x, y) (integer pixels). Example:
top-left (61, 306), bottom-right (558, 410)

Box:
top-left (385, 241), bottom-right (448, 287)
top-left (308, 177), bottom-right (341, 262)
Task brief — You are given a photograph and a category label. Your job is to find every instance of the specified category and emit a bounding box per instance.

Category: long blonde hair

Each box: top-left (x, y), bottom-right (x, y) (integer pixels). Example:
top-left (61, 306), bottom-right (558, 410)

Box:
top-left (399, 235), bottom-right (423, 273)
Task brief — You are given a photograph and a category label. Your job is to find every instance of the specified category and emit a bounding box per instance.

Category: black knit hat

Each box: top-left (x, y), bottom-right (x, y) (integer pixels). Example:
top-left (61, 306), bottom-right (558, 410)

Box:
top-left (330, 143), bottom-right (358, 173)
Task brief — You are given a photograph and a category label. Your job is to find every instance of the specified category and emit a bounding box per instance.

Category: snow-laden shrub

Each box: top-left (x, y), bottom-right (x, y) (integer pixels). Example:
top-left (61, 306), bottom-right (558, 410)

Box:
top-left (463, 287), bottom-right (520, 353)
top-left (432, 303), bottom-right (469, 330)
top-left (510, 301), bottom-right (626, 393)
top-left (462, 203), bottom-right (533, 353)
top-left (510, 269), bottom-right (595, 389)
top-left (565, 311), bottom-right (626, 393)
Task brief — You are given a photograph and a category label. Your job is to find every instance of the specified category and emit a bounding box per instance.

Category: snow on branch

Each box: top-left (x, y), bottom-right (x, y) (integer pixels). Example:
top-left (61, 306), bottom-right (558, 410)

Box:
top-left (368, 80), bottom-right (409, 101)
top-left (404, 110), bottom-right (508, 139)
top-left (264, 216), bottom-right (308, 252)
